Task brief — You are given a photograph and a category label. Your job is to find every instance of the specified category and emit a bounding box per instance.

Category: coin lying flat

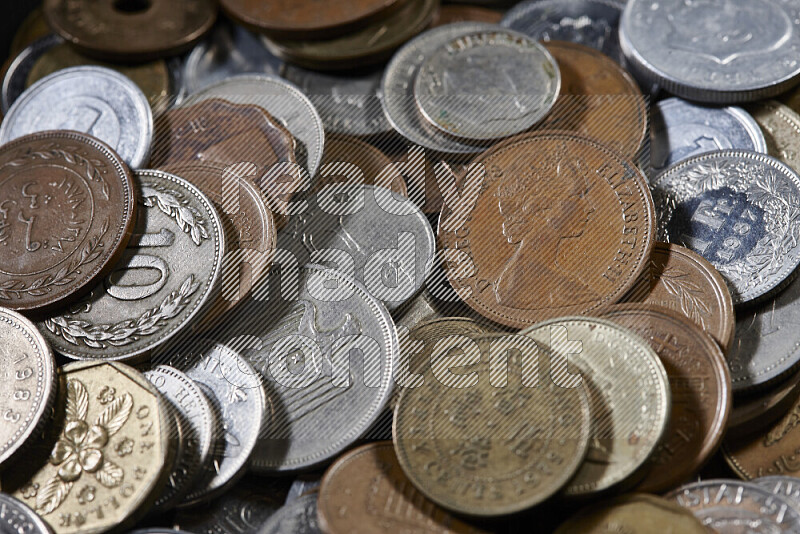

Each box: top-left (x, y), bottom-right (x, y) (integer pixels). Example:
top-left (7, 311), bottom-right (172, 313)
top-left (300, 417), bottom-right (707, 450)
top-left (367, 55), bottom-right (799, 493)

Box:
top-left (43, 0), bottom-right (217, 62)
top-left (257, 494), bottom-right (321, 534)
top-left (439, 131), bottom-right (655, 328)
top-left (2, 361), bottom-right (172, 534)
top-left (1, 34), bottom-right (61, 114)
top-left (749, 100), bottom-right (800, 176)
top-left (620, 0), bottom-right (800, 103)
top-left (431, 5), bottom-right (502, 26)
top-left (0, 66), bottom-right (153, 169)
top-left (41, 170), bottom-right (225, 361)
top-left (314, 134), bottom-right (407, 197)
top-left (754, 476), bottom-right (800, 515)
top-left (0, 493), bottom-right (51, 534)
top-left (0, 130), bottom-right (136, 312)
top-left (728, 369), bottom-right (800, 437)
top-left (653, 150), bottom-right (800, 306)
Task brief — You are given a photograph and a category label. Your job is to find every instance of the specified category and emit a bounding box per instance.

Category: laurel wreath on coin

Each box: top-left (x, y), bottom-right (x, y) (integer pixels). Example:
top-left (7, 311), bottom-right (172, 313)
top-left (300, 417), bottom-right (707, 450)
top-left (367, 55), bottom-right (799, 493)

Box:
top-left (141, 184), bottom-right (209, 246)
top-left (3, 144), bottom-right (110, 198)
top-left (658, 266), bottom-right (712, 328)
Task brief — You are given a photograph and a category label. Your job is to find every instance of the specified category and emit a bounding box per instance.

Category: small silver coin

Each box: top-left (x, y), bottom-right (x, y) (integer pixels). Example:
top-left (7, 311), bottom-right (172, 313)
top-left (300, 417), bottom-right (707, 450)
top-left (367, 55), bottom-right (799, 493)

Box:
top-left (184, 74), bottom-right (324, 179)
top-left (754, 476), bottom-right (800, 512)
top-left (667, 479), bottom-right (800, 531)
top-left (183, 22), bottom-right (283, 96)
top-left (144, 365), bottom-right (216, 510)
top-left (414, 29), bottom-right (559, 141)
top-left (381, 22), bottom-right (500, 154)
top-left (620, 0), bottom-right (800, 103)
top-left (40, 170), bottom-right (225, 361)
top-left (0, 493), bottom-right (51, 534)
top-left (257, 494), bottom-right (321, 534)
top-left (0, 66), bottom-right (153, 169)
top-left (651, 97), bottom-right (768, 176)
top-left (501, 0), bottom-right (625, 65)
top-left (1, 34), bottom-right (61, 114)
top-left (279, 184), bottom-right (435, 311)
top-left (653, 150), bottom-right (800, 305)
top-left (0, 308), bottom-right (56, 468)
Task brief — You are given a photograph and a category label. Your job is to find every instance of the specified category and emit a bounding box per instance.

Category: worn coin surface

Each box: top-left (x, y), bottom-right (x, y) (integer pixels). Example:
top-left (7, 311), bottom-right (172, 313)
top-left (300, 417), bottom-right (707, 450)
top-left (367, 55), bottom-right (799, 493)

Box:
top-left (1, 34), bottom-right (61, 114)
top-left (43, 0), bottom-right (217, 62)
top-left (0, 493), bottom-right (51, 534)
top-left (0, 131), bottom-right (136, 312)
top-left (314, 134), bottom-right (407, 196)
top-left (2, 361), bottom-right (171, 534)
top-left (522, 317), bottom-right (671, 496)
top-left (651, 97), bottom-right (768, 176)
top-left (596, 304), bottom-right (732, 493)
top-left (620, 0), bottom-right (800, 103)
top-left (667, 479), bottom-right (800, 531)
top-left (439, 131), bottom-right (655, 328)
top-left (749, 100), bottom-right (800, 176)
top-left (257, 494), bottom-right (321, 534)
top-left (40, 170), bottom-right (224, 361)
top-left (624, 242), bottom-right (735, 353)
top-left (414, 29), bottom-right (560, 141)
top-left (653, 150), bottom-right (800, 306)
top-left (0, 66), bottom-right (153, 169)
top-left (431, 5), bottom-right (502, 26)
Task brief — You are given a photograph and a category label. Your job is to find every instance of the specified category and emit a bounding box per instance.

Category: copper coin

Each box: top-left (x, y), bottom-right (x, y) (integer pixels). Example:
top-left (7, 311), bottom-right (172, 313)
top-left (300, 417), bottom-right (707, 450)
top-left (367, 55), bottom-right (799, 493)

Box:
top-left (596, 303), bottom-right (732, 493)
top-left (10, 8), bottom-right (51, 55)
top-left (0, 131), bottom-right (135, 312)
top-left (314, 134), bottom-right (407, 197)
top-left (221, 0), bottom-right (409, 40)
top-left (438, 131), bottom-right (656, 329)
top-left (727, 369), bottom-right (800, 438)
top-left (430, 5), bottom-right (503, 27)
top-left (624, 242), bottom-right (735, 353)
top-left (388, 147), bottom-right (472, 216)
top-left (537, 41), bottom-right (647, 159)
top-left (43, 0), bottom-right (217, 62)
top-left (151, 98), bottom-right (298, 224)
top-left (317, 442), bottom-right (487, 534)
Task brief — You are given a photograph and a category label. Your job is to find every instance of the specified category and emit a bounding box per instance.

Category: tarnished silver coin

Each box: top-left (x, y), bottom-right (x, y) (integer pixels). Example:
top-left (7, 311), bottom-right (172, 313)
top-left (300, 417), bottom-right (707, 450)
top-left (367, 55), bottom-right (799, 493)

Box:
top-left (257, 494), bottom-right (321, 534)
top-left (0, 493), bottom-right (51, 534)
top-left (165, 342), bottom-right (266, 505)
top-left (754, 476), bottom-right (800, 512)
top-left (381, 22), bottom-right (499, 154)
top-left (183, 22), bottom-right (283, 95)
top-left (1, 34), bottom-right (60, 114)
top-left (667, 479), bottom-right (800, 531)
top-left (501, 0), bottom-right (625, 65)
top-left (279, 184), bottom-right (435, 311)
top-left (653, 150), bottom-right (800, 305)
top-left (0, 66), bottom-right (153, 169)
top-left (144, 365), bottom-right (216, 510)
top-left (620, 0), bottom-right (800, 103)
top-left (0, 308), bottom-right (56, 468)
top-left (40, 170), bottom-right (225, 361)
top-left (651, 97), bottom-right (768, 175)
top-left (414, 29), bottom-right (559, 141)
top-left (184, 74), bottom-right (324, 179)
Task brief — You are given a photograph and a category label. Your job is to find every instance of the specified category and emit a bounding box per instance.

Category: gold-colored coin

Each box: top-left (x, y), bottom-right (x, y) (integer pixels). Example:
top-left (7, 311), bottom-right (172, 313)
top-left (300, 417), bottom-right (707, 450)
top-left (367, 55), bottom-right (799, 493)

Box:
top-left (748, 100), bottom-right (800, 175)
top-left (2, 362), bottom-right (171, 534)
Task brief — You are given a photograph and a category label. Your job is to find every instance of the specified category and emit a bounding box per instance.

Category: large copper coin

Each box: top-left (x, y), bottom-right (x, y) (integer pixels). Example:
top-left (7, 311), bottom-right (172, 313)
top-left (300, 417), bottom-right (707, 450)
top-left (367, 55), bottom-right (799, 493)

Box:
top-left (537, 41), bottom-right (647, 159)
top-left (43, 0), bottom-right (217, 62)
top-left (438, 131), bottom-right (656, 329)
top-left (314, 134), bottom-right (407, 197)
top-left (431, 5), bottom-right (503, 27)
top-left (151, 98), bottom-right (298, 224)
top-left (317, 442), bottom-right (487, 533)
top-left (596, 304), bottom-right (732, 493)
top-left (0, 131), bottom-right (135, 312)
top-left (624, 242), bottom-right (735, 353)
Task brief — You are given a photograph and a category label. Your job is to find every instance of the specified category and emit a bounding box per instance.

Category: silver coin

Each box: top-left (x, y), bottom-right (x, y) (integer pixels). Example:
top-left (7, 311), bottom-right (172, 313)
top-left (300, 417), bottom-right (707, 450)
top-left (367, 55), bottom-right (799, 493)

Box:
top-left (212, 264), bottom-right (397, 472)
top-left (0, 309), bottom-right (56, 469)
top-left (40, 170), bottom-right (225, 361)
top-left (285, 475), bottom-right (322, 504)
top-left (651, 97), bottom-right (768, 175)
top-left (258, 494), bottom-right (321, 534)
top-left (0, 493), bottom-right (51, 534)
top-left (754, 476), bottom-right (800, 512)
top-left (129, 531), bottom-right (195, 534)
top-left (184, 74), bottom-right (324, 179)
top-left (620, 0), bottom-right (800, 103)
top-left (183, 22), bottom-right (283, 96)
top-left (381, 22), bottom-right (500, 154)
top-left (144, 365), bottom-right (216, 510)
top-left (281, 64), bottom-right (390, 137)
top-left (165, 342), bottom-right (266, 505)
top-left (667, 479), bottom-right (800, 531)
top-left (501, 0), bottom-right (625, 64)
top-left (1, 34), bottom-right (60, 114)
top-left (0, 66), bottom-right (153, 169)
top-left (414, 29), bottom-right (559, 141)
top-left (653, 150), bottom-right (800, 305)
top-left (279, 184), bottom-right (435, 311)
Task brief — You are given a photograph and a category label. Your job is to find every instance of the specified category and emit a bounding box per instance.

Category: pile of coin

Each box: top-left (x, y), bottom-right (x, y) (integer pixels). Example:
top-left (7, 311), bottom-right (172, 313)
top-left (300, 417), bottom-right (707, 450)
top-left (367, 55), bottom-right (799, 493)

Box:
top-left (3, 0), bottom-right (800, 532)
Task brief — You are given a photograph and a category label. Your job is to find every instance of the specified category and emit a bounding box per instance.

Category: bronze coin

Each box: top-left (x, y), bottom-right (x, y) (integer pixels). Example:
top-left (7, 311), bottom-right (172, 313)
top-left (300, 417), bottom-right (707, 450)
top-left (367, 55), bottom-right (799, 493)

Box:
top-left (314, 134), bottom-right (407, 197)
top-left (596, 303), bottom-right (732, 493)
top-left (0, 130), bottom-right (135, 312)
top-left (438, 131), bottom-right (656, 329)
top-left (43, 0), bottom-right (217, 62)
top-left (221, 0), bottom-right (409, 40)
top-left (537, 41), bottom-right (647, 159)
top-left (430, 5), bottom-right (503, 27)
top-left (727, 369), bottom-right (800, 438)
top-left (317, 442), bottom-right (487, 534)
top-left (151, 98), bottom-right (298, 225)
top-left (10, 8), bottom-right (51, 56)
top-left (624, 242), bottom-right (735, 353)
